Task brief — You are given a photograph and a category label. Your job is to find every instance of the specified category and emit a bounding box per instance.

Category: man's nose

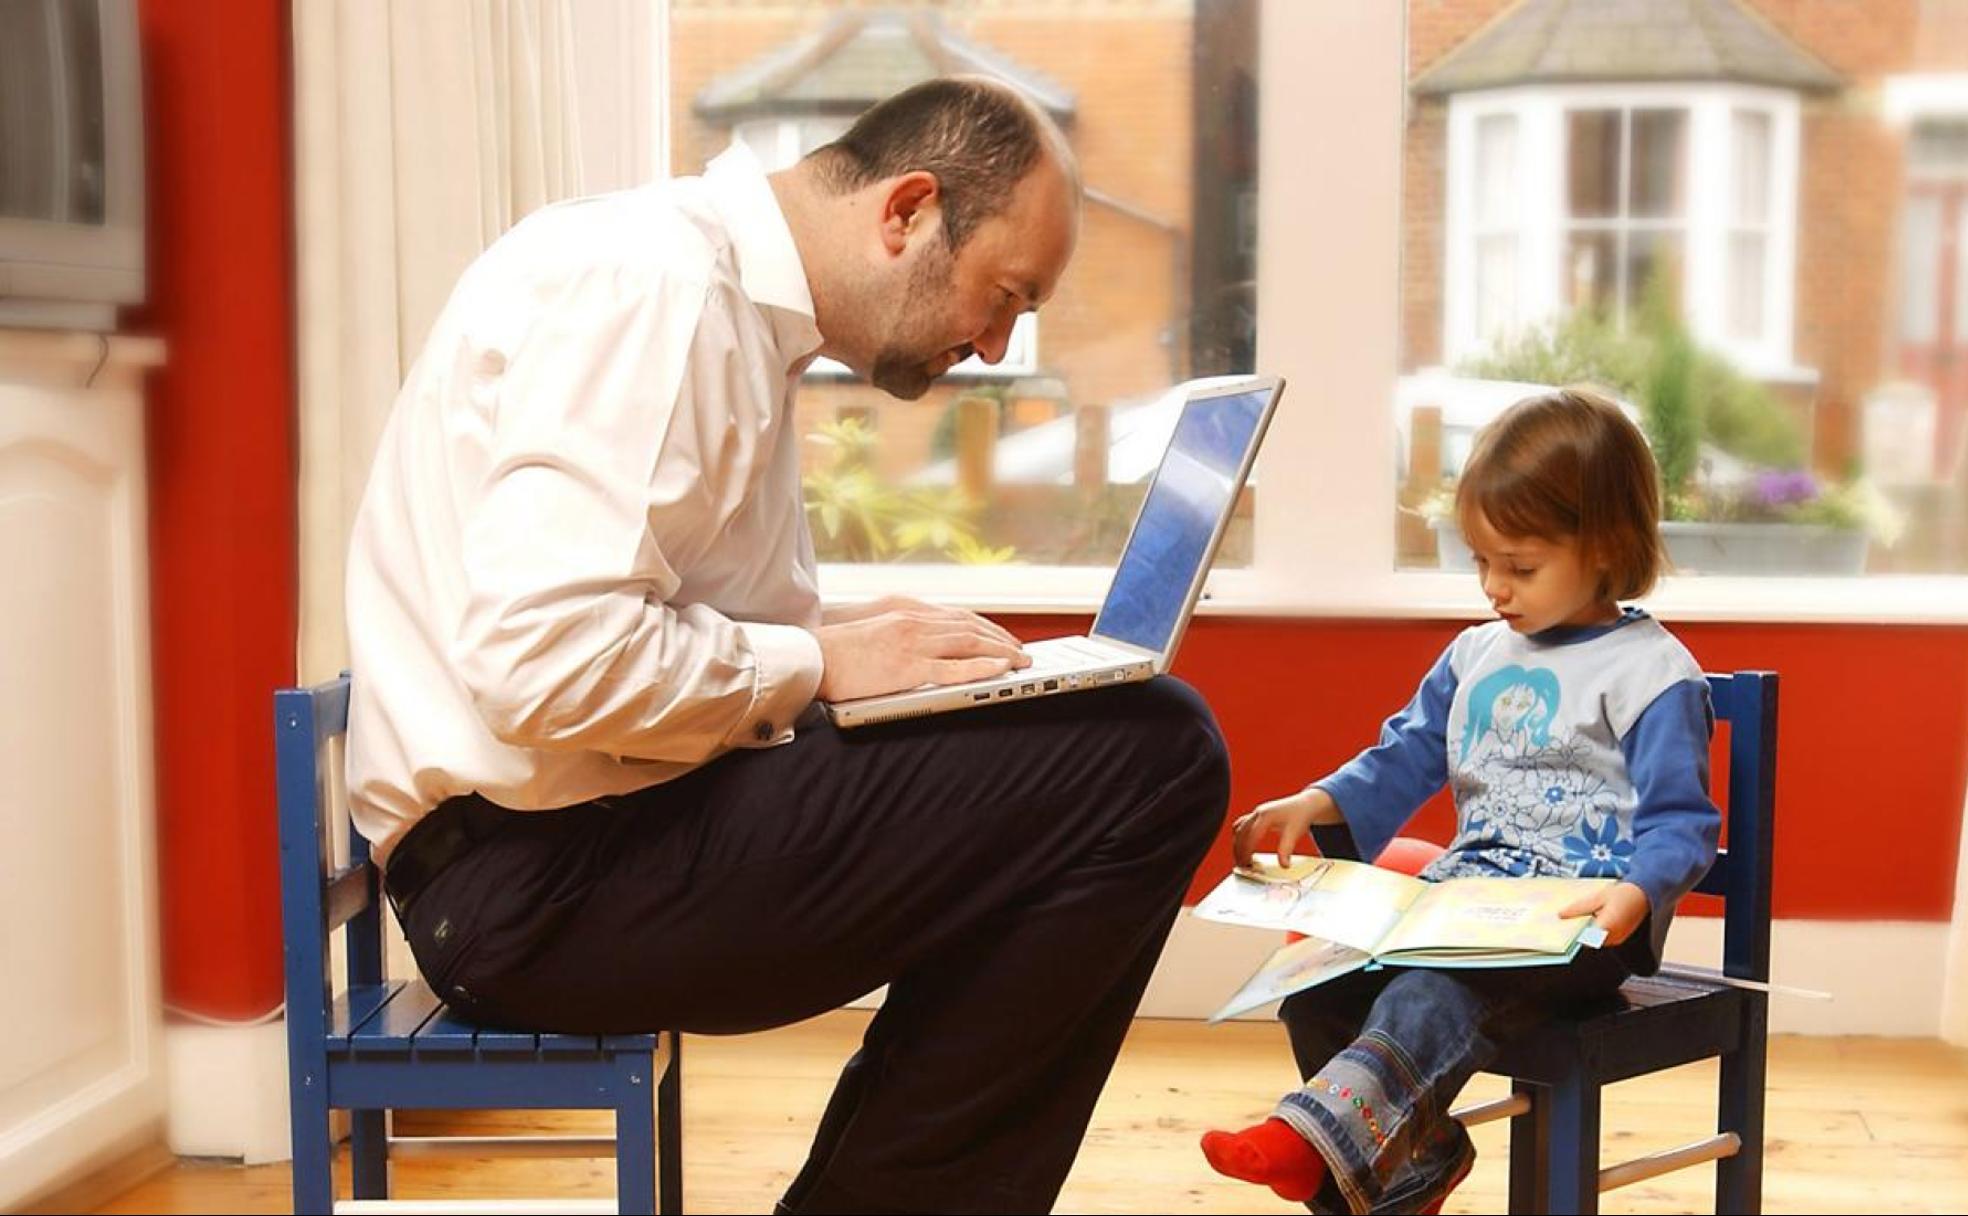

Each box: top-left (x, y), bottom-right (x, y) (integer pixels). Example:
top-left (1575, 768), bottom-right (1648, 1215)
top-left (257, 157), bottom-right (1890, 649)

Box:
top-left (972, 316), bottom-right (1014, 365)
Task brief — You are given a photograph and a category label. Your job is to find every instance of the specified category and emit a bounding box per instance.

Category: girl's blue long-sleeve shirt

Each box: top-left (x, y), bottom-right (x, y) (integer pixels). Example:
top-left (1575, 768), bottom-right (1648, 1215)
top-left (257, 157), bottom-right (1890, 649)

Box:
top-left (1311, 609), bottom-right (1720, 972)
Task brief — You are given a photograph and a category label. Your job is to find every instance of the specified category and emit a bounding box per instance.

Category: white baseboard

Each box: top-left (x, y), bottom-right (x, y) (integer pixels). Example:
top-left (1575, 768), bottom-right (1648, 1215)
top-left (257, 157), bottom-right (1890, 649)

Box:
top-left (164, 1020), bottom-right (293, 1163)
top-left (1129, 913), bottom-right (1949, 1035)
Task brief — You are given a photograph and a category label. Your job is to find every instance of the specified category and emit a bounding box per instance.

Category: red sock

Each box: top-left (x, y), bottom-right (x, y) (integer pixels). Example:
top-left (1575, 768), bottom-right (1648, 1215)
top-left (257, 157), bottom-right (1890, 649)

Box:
top-left (1199, 1117), bottom-right (1327, 1202)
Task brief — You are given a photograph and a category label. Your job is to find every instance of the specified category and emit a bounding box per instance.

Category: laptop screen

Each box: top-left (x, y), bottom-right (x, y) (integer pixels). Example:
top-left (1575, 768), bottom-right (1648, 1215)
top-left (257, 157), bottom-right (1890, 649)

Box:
top-left (1091, 385), bottom-right (1271, 655)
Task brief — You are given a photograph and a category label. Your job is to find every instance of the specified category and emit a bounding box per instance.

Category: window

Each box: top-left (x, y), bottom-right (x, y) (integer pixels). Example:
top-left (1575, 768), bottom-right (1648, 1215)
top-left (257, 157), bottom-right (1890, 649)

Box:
top-left (1562, 106), bottom-right (1686, 326)
top-left (669, 1), bottom-right (1259, 580)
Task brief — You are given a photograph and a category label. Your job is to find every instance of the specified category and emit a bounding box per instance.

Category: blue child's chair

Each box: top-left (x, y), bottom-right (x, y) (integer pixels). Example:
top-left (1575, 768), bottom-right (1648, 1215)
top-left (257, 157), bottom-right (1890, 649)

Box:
top-left (276, 675), bottom-right (685, 1213)
top-left (1376, 670), bottom-right (1778, 1215)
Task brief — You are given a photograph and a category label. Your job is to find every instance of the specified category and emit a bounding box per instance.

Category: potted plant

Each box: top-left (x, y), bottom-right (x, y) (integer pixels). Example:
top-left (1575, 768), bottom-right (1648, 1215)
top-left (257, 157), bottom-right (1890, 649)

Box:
top-left (1436, 281), bottom-right (1901, 576)
top-left (801, 415), bottom-right (1016, 564)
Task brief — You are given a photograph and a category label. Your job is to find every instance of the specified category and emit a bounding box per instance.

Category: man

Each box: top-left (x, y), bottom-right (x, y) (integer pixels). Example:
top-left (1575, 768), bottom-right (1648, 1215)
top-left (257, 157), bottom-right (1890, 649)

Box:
top-left (346, 75), bottom-right (1228, 1214)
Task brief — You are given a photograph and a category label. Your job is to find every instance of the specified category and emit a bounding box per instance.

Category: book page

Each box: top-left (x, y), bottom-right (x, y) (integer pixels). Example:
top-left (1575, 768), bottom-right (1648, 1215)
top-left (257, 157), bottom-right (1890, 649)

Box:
top-left (1373, 875), bottom-right (1610, 959)
top-left (1209, 935), bottom-right (1374, 1023)
top-left (1192, 854), bottom-right (1424, 952)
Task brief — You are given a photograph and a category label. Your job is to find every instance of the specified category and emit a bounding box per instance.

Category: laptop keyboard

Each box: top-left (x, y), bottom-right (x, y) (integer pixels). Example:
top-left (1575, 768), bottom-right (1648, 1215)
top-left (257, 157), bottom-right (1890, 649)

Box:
top-left (1020, 636), bottom-right (1133, 672)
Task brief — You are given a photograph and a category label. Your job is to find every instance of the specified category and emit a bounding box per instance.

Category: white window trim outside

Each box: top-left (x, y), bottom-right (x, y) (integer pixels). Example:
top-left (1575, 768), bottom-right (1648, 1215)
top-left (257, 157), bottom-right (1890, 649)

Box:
top-left (815, 1), bottom-right (1968, 623)
top-left (1444, 82), bottom-right (1807, 382)
top-left (803, 311), bottom-right (1039, 381)
top-left (735, 116), bottom-right (852, 172)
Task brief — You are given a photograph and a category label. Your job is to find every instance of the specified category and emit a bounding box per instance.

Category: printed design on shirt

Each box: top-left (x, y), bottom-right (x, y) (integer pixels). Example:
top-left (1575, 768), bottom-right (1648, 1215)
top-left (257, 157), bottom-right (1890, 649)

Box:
top-left (1433, 662), bottom-right (1634, 883)
top-left (1561, 812), bottom-right (1635, 878)
top-left (1457, 664), bottom-right (1560, 763)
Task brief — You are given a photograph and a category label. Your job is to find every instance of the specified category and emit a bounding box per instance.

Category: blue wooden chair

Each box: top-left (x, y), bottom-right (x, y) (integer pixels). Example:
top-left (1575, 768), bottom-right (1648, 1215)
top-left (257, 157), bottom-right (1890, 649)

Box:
top-left (1427, 669), bottom-right (1777, 1214)
top-left (276, 675), bottom-right (685, 1214)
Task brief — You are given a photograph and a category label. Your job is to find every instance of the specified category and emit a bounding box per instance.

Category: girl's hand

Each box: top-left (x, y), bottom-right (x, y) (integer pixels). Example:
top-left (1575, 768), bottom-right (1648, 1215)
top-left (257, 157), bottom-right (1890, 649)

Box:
top-left (1558, 881), bottom-right (1651, 946)
top-left (1230, 788), bottom-right (1345, 870)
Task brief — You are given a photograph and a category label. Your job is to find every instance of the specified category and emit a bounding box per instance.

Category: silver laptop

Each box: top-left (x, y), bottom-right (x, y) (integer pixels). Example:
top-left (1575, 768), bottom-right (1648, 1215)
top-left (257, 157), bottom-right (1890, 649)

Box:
top-left (825, 375), bottom-right (1284, 729)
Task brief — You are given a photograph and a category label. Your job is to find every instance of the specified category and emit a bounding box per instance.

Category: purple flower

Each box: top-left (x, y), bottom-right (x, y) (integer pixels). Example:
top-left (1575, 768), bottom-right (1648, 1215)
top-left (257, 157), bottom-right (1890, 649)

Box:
top-left (1750, 469), bottom-right (1819, 509)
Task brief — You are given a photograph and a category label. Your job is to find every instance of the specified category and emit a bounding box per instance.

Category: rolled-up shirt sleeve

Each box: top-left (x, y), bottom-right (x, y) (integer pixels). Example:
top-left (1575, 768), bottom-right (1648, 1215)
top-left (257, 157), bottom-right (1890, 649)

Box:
top-left (449, 265), bottom-right (822, 763)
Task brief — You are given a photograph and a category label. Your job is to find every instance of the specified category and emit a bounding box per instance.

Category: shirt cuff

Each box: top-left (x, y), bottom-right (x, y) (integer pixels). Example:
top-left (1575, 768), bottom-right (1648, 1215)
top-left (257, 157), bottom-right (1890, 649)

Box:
top-left (727, 621), bottom-right (825, 748)
top-left (1311, 774), bottom-right (1394, 864)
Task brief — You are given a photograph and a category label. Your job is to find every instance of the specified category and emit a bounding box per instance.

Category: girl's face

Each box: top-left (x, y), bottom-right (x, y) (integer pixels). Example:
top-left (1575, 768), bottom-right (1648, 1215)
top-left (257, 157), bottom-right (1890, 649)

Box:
top-left (1464, 512), bottom-right (1619, 635)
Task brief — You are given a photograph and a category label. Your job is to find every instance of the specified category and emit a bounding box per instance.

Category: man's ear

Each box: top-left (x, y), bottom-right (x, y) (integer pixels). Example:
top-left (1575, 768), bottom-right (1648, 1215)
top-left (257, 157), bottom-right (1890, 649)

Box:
top-left (880, 171), bottom-right (941, 257)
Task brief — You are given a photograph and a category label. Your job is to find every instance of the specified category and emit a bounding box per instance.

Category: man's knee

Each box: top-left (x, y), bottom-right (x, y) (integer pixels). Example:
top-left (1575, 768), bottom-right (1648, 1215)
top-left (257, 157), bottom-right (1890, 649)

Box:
top-left (1110, 676), bottom-right (1230, 847)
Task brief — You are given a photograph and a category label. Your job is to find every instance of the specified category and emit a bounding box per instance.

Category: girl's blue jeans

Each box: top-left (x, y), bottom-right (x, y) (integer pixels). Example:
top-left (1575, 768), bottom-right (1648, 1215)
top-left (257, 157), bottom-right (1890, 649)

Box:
top-left (1275, 948), bottom-right (1630, 1214)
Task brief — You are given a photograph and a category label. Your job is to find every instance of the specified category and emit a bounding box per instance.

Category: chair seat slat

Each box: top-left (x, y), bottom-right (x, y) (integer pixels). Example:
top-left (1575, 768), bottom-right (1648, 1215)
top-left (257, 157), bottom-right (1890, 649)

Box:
top-left (327, 981), bottom-right (407, 1051)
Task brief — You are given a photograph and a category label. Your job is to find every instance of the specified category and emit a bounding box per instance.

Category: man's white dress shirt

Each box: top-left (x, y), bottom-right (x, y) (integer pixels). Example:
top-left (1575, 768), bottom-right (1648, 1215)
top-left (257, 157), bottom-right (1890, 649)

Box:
top-left (346, 145), bottom-right (828, 862)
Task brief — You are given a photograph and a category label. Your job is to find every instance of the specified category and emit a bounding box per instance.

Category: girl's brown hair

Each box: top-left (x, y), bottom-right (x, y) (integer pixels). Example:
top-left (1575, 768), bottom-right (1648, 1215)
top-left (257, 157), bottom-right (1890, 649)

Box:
top-left (1455, 387), bottom-right (1665, 599)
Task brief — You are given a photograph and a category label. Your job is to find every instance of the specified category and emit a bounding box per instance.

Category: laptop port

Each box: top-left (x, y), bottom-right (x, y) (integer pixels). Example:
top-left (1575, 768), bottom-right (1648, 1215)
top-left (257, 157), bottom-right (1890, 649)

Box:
top-left (997, 688), bottom-right (1014, 698)
top-left (973, 692), bottom-right (991, 702)
top-left (1020, 683), bottom-right (1036, 694)
top-left (1043, 679), bottom-right (1059, 692)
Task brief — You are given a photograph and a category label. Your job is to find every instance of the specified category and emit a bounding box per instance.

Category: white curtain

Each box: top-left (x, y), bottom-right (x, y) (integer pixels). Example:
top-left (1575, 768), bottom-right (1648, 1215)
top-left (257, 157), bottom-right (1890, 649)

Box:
top-left (293, 0), bottom-right (597, 684)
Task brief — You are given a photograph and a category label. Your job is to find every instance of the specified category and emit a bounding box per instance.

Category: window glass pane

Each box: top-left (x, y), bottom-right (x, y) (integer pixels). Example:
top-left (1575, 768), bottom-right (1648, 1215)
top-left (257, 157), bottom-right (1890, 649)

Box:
top-left (1475, 112), bottom-right (1516, 226)
top-left (1900, 195), bottom-right (1941, 344)
top-left (1733, 109), bottom-right (1771, 225)
top-left (1624, 229), bottom-right (1684, 318)
top-left (1476, 234), bottom-right (1517, 342)
top-left (1564, 230), bottom-right (1618, 315)
top-left (671, 2), bottom-right (1260, 568)
top-left (1629, 108), bottom-right (1685, 219)
top-left (1729, 231), bottom-right (1765, 340)
top-left (1566, 108), bottom-right (1620, 219)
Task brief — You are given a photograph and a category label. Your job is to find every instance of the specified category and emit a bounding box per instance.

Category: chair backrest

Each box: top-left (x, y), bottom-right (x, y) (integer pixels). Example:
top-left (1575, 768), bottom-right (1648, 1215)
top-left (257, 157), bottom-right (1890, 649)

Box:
top-left (274, 674), bottom-right (382, 1057)
top-left (1692, 671), bottom-right (1779, 984)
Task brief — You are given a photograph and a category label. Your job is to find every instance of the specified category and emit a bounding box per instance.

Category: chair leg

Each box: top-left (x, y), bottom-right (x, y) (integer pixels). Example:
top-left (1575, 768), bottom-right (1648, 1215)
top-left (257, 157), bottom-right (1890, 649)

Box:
top-left (350, 1109), bottom-right (390, 1199)
top-left (1717, 997), bottom-right (1769, 1215)
top-left (288, 1058), bottom-right (335, 1215)
top-left (617, 1052), bottom-right (658, 1216)
top-left (660, 1030), bottom-right (685, 1216)
top-left (1507, 1079), bottom-right (1550, 1215)
top-left (1546, 1066), bottom-right (1602, 1216)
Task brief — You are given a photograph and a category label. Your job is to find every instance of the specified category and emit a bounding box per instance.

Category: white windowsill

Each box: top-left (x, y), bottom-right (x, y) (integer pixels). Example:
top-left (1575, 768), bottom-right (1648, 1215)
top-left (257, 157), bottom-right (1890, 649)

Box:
top-left (819, 562), bottom-right (1968, 625)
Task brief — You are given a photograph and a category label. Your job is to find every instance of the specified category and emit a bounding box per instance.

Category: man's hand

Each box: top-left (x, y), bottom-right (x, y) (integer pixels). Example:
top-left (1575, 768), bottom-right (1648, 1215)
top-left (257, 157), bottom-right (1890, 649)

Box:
top-left (813, 603), bottom-right (1030, 702)
top-left (1558, 881), bottom-right (1651, 946)
top-left (1230, 787), bottom-right (1346, 870)
top-left (821, 595), bottom-right (927, 626)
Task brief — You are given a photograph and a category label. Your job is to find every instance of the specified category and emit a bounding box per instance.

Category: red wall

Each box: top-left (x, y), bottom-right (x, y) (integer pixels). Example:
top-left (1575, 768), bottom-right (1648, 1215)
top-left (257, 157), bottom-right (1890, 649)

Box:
top-left (132, 11), bottom-right (1968, 1020)
top-left (1003, 616), bottom-right (1968, 920)
top-left (135, 0), bottom-right (297, 1020)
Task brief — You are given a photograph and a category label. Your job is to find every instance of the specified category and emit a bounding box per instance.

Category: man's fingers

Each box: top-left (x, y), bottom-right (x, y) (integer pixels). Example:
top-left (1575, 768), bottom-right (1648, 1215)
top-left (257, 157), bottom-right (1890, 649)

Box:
top-left (926, 655), bottom-right (1017, 687)
top-left (895, 603), bottom-right (1021, 649)
top-left (917, 626), bottom-right (1028, 664)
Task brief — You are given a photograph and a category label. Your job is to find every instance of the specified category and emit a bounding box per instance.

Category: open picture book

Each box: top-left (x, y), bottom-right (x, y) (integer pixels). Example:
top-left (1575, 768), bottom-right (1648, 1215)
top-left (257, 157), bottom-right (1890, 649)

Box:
top-left (1193, 853), bottom-right (1612, 1022)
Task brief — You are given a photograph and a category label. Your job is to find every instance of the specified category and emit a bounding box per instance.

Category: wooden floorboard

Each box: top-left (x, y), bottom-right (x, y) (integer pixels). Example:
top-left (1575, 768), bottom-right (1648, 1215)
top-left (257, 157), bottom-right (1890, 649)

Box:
top-left (97, 1011), bottom-right (1968, 1214)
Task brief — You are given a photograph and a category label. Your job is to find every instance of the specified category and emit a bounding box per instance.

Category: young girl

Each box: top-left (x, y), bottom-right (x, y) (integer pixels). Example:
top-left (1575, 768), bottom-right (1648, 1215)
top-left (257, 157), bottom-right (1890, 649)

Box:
top-left (1201, 388), bottom-right (1720, 1214)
